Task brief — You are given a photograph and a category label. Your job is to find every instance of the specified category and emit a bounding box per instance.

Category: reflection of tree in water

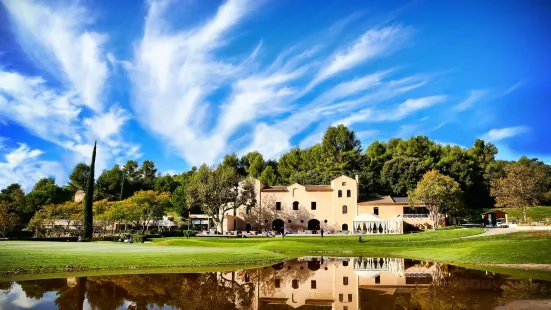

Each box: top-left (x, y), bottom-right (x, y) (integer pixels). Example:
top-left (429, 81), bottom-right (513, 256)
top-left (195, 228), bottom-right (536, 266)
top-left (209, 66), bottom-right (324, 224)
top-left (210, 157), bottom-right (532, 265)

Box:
top-left (18, 278), bottom-right (66, 299)
top-left (10, 272), bottom-right (259, 310)
top-left (499, 280), bottom-right (551, 305)
top-left (401, 267), bottom-right (551, 310)
top-left (55, 277), bottom-right (87, 310)
top-left (0, 281), bottom-right (13, 293)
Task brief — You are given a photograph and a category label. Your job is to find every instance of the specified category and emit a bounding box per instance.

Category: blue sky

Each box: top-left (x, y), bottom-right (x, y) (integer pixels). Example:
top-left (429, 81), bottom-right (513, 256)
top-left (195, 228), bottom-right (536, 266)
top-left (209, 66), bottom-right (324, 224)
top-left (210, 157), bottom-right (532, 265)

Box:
top-left (0, 0), bottom-right (550, 191)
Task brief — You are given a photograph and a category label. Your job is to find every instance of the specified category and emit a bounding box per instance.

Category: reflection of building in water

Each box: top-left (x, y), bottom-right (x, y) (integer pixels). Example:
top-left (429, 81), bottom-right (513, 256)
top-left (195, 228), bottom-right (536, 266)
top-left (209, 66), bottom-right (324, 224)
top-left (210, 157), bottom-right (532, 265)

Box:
top-left (226, 257), bottom-right (444, 310)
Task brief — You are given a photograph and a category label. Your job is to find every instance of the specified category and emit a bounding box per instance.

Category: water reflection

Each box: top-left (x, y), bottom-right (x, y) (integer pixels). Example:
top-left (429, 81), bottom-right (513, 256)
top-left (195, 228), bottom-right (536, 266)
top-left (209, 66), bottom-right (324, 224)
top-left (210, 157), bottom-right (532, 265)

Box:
top-left (0, 257), bottom-right (549, 309)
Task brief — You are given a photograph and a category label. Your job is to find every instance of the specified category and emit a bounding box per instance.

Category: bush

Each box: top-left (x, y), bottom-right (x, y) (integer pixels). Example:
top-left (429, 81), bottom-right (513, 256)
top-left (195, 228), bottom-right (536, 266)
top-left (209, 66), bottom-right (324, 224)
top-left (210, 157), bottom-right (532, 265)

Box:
top-left (92, 236), bottom-right (119, 242)
top-left (0, 237), bottom-right (79, 242)
top-left (133, 235), bottom-right (145, 243)
top-left (6, 230), bottom-right (34, 239)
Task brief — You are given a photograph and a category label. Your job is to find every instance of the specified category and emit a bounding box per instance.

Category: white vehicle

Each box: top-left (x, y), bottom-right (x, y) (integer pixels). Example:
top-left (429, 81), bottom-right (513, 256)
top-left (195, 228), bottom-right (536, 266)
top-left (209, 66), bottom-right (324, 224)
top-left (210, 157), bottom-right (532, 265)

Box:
top-left (495, 219), bottom-right (508, 228)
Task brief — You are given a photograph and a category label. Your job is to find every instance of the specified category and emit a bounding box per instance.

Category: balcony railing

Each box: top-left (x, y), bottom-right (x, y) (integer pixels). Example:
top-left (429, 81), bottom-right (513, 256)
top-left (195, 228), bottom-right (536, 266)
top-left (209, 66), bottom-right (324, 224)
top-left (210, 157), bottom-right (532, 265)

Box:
top-left (403, 214), bottom-right (430, 218)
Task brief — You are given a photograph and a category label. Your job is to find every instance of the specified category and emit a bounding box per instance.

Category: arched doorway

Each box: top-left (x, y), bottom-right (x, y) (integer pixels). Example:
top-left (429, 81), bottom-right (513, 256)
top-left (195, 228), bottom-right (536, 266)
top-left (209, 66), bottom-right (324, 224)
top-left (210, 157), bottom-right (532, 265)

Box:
top-left (308, 219), bottom-right (320, 230)
top-left (245, 223), bottom-right (252, 231)
top-left (272, 219), bottom-right (284, 232)
top-left (342, 223), bottom-right (348, 231)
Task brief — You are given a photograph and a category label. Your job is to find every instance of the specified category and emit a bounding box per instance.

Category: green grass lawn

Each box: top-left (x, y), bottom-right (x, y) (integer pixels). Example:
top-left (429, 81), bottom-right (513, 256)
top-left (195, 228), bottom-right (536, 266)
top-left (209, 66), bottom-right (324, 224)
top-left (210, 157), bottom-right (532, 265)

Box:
top-left (1, 228), bottom-right (550, 278)
top-left (495, 206), bottom-right (551, 221)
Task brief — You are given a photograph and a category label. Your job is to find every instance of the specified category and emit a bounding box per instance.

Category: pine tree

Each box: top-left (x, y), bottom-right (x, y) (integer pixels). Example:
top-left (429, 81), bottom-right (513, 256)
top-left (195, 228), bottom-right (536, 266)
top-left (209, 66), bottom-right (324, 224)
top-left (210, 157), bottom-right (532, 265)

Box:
top-left (83, 141), bottom-right (96, 240)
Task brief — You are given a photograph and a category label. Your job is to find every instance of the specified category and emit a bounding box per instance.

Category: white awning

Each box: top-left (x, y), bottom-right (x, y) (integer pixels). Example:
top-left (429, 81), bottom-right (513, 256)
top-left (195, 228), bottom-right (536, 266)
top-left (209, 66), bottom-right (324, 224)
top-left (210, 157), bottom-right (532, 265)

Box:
top-left (354, 270), bottom-right (382, 279)
top-left (353, 213), bottom-right (384, 222)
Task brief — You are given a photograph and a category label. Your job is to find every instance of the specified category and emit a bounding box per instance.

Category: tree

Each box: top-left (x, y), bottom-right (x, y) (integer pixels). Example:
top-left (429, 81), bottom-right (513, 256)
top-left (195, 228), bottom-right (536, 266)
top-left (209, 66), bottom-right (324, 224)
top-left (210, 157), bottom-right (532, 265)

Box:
top-left (138, 160), bottom-right (158, 190)
top-left (83, 142), bottom-right (97, 240)
top-left (259, 166), bottom-right (277, 186)
top-left (0, 201), bottom-right (19, 237)
top-left (241, 151), bottom-right (264, 178)
top-left (68, 163), bottom-right (90, 191)
top-left (381, 157), bottom-right (428, 195)
top-left (96, 164), bottom-right (123, 201)
top-left (186, 165), bottom-right (257, 233)
top-left (154, 174), bottom-right (178, 193)
top-left (409, 170), bottom-right (463, 231)
top-left (33, 177), bottom-right (56, 191)
top-left (490, 161), bottom-right (547, 222)
top-left (220, 153), bottom-right (245, 176)
top-left (320, 125), bottom-right (363, 178)
top-left (124, 190), bottom-right (171, 234)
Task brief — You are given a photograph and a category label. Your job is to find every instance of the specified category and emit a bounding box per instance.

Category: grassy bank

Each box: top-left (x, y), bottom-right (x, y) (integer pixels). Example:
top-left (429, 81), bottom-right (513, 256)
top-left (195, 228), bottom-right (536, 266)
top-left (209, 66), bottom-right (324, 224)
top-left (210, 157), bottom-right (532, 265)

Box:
top-left (494, 206), bottom-right (551, 221)
top-left (1, 228), bottom-right (550, 278)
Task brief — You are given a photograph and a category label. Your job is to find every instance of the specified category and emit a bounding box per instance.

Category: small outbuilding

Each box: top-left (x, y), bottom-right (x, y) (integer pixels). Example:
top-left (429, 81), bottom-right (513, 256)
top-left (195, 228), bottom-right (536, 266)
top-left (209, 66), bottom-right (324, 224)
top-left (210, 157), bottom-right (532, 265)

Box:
top-left (481, 210), bottom-right (508, 227)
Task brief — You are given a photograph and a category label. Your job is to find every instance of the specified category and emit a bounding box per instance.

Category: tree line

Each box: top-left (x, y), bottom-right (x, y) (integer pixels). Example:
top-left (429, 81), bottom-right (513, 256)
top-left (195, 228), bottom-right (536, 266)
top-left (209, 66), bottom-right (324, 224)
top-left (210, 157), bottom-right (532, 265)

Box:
top-left (1, 124), bottom-right (550, 236)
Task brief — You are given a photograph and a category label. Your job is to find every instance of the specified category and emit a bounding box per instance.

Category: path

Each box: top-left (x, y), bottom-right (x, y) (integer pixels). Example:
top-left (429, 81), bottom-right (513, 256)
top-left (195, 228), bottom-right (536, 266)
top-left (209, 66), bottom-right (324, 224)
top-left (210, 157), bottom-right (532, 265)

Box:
top-left (462, 227), bottom-right (516, 238)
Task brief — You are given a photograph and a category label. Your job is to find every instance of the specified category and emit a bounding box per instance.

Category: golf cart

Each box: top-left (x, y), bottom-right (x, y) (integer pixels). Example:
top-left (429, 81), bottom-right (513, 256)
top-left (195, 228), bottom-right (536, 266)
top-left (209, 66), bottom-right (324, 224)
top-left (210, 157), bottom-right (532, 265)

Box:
top-left (118, 234), bottom-right (134, 243)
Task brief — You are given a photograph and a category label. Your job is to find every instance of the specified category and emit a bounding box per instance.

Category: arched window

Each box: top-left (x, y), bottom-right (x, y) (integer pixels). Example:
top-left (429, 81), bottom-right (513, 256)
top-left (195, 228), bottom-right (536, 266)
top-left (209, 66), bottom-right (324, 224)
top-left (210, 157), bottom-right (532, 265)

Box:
top-left (292, 280), bottom-right (299, 289)
top-left (338, 190), bottom-right (342, 197)
top-left (342, 205), bottom-right (348, 214)
top-left (342, 260), bottom-right (349, 267)
top-left (343, 277), bottom-right (349, 286)
top-left (347, 189), bottom-right (351, 197)
top-left (342, 223), bottom-right (348, 231)
top-left (293, 188), bottom-right (298, 197)
top-left (339, 294), bottom-right (344, 302)
top-left (293, 201), bottom-right (299, 210)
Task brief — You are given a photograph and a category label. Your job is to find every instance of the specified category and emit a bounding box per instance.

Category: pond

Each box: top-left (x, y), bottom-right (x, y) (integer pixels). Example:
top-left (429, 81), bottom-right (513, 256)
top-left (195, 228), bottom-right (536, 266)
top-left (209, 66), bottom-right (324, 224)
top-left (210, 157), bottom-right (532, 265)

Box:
top-left (0, 257), bottom-right (550, 309)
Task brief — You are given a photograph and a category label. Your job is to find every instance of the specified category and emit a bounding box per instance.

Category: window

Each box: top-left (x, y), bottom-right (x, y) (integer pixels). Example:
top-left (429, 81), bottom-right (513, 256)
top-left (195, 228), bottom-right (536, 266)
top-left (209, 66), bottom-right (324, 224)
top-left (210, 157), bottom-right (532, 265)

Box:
top-left (347, 189), bottom-right (351, 197)
top-left (288, 220), bottom-right (292, 223)
top-left (276, 202), bottom-right (281, 210)
top-left (275, 279), bottom-right (281, 288)
top-left (293, 201), bottom-right (299, 210)
top-left (344, 307), bottom-right (348, 310)
top-left (348, 294), bottom-right (352, 302)
top-left (343, 277), bottom-right (348, 286)
top-left (324, 219), bottom-right (328, 223)
top-left (342, 182), bottom-right (346, 186)
top-left (375, 275), bottom-right (381, 284)
top-left (342, 223), bottom-right (348, 231)
top-left (311, 280), bottom-right (316, 289)
top-left (342, 260), bottom-right (349, 267)
top-left (339, 294), bottom-right (344, 302)
top-left (338, 190), bottom-right (342, 197)
top-left (244, 274), bottom-right (250, 282)
top-left (311, 201), bottom-right (316, 210)
top-left (374, 207), bottom-right (379, 215)
top-left (342, 205), bottom-right (348, 214)
top-left (292, 280), bottom-right (299, 289)
top-left (246, 208), bottom-right (251, 215)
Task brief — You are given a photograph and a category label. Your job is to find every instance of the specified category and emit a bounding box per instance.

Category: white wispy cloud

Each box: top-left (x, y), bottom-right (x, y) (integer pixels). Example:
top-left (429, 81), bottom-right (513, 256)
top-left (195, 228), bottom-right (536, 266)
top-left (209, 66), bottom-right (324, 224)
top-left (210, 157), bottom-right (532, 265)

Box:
top-left (309, 25), bottom-right (410, 89)
top-left (0, 1), bottom-right (140, 182)
top-left (128, 0), bottom-right (417, 165)
top-left (335, 95), bottom-right (447, 127)
top-left (2, 0), bottom-right (109, 112)
top-left (0, 143), bottom-right (65, 191)
top-left (454, 89), bottom-right (487, 111)
top-left (481, 126), bottom-right (529, 142)
top-left (0, 69), bottom-right (139, 178)
top-left (504, 80), bottom-right (524, 95)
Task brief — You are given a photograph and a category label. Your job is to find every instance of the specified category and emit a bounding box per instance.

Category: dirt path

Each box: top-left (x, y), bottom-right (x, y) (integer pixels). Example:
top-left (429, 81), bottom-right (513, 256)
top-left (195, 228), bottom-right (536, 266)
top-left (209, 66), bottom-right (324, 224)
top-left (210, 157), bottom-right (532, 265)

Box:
top-left (461, 227), bottom-right (517, 238)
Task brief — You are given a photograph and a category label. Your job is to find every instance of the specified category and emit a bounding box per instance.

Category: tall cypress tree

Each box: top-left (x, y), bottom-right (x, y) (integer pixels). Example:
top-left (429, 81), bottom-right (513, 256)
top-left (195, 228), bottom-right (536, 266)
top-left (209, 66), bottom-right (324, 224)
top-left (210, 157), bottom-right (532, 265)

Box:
top-left (83, 141), bottom-right (96, 240)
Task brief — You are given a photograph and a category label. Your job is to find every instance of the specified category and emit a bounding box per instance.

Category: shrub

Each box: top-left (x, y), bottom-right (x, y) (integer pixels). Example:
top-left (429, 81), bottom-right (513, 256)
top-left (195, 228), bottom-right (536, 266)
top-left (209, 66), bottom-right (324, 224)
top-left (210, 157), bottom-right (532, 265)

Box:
top-left (133, 234), bottom-right (145, 243)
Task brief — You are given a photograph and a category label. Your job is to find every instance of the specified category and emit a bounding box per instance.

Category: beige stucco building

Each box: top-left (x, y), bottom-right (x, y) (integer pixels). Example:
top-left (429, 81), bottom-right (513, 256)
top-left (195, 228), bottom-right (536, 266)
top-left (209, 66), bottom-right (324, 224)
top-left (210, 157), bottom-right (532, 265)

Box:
top-left (219, 175), bottom-right (433, 234)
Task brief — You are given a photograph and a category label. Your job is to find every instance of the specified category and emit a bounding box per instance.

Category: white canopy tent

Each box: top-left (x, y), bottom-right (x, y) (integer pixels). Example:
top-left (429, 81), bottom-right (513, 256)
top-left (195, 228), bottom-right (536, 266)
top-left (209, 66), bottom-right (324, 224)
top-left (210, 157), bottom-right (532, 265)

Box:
top-left (353, 213), bottom-right (402, 234)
